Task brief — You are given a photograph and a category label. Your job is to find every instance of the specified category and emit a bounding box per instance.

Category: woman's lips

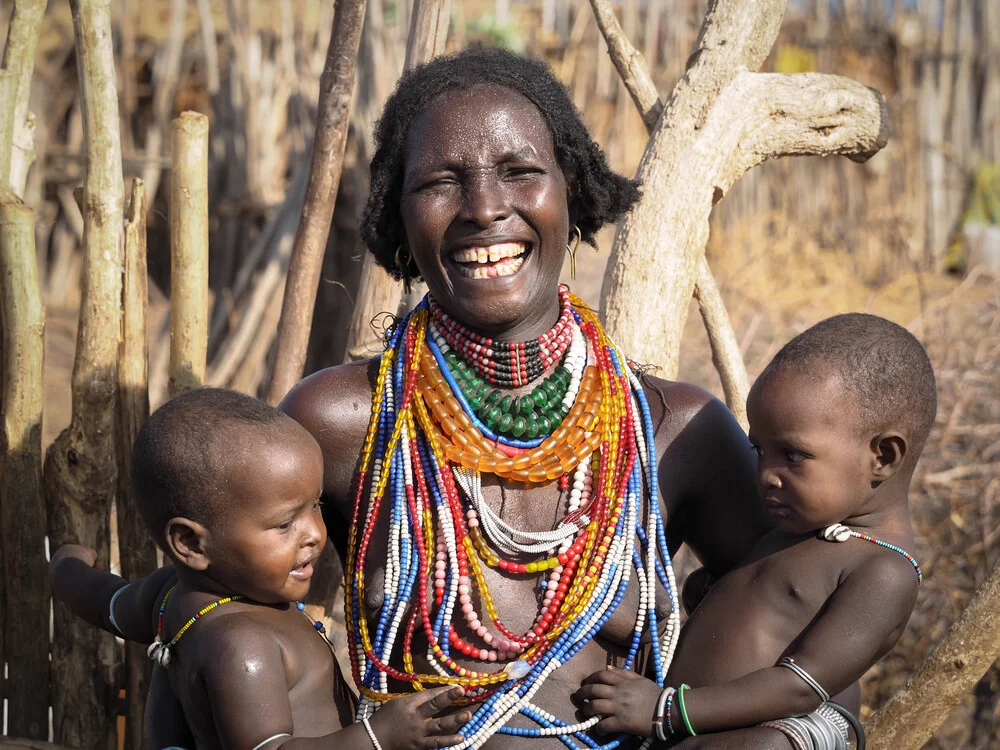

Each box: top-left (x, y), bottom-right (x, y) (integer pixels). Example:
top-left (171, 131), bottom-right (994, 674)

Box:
top-left (764, 499), bottom-right (792, 519)
top-left (450, 241), bottom-right (529, 279)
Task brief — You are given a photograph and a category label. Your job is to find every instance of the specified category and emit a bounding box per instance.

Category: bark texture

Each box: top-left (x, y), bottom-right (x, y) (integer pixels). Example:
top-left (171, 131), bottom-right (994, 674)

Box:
top-left (169, 112), bottom-right (210, 396)
top-left (0, 189), bottom-right (49, 739)
top-left (117, 179), bottom-right (156, 750)
top-left (345, 0), bottom-right (451, 362)
top-left (589, 0), bottom-right (749, 429)
top-left (266, 0), bottom-right (367, 404)
top-left (42, 1), bottom-right (124, 746)
top-left (599, 0), bottom-right (888, 379)
top-left (864, 555), bottom-right (1000, 749)
top-left (0, 0), bottom-right (46, 195)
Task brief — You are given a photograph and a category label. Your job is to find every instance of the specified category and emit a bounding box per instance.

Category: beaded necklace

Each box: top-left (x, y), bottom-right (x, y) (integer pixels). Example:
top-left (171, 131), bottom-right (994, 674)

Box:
top-left (346, 286), bottom-right (680, 749)
top-left (820, 523), bottom-right (923, 584)
top-left (146, 590), bottom-right (329, 668)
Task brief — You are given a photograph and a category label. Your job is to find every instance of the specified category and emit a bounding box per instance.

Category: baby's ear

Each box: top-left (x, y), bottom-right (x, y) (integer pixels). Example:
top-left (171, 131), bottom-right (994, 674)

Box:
top-left (870, 432), bottom-right (907, 483)
top-left (165, 517), bottom-right (211, 571)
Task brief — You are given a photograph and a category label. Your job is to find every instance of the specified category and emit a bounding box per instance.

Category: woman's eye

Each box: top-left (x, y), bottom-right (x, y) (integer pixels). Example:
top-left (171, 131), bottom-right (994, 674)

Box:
top-left (312, 499), bottom-right (324, 512)
top-left (786, 451), bottom-right (806, 464)
top-left (749, 442), bottom-right (763, 457)
top-left (276, 521), bottom-right (293, 531)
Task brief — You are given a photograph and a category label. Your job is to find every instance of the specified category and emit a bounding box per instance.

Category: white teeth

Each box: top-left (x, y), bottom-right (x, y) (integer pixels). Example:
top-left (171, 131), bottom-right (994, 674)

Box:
top-left (452, 242), bottom-right (526, 264)
top-left (455, 254), bottom-right (525, 279)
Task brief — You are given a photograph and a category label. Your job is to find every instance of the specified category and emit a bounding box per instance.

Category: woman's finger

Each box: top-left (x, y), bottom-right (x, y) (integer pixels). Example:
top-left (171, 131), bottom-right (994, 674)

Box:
top-left (580, 669), bottom-right (624, 686)
top-left (574, 683), bottom-right (614, 702)
top-left (416, 685), bottom-right (465, 717)
top-left (580, 698), bottom-right (617, 718)
top-left (430, 711), bottom-right (472, 734)
top-left (419, 734), bottom-right (465, 749)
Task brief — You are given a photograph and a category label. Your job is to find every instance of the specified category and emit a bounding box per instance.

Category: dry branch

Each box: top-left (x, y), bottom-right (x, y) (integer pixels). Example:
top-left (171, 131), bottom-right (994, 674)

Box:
top-left (266, 0), bottom-right (367, 404)
top-left (141, 0), bottom-right (185, 207)
top-left (865, 554), bottom-right (1000, 749)
top-left (588, 0), bottom-right (749, 427)
top-left (0, 188), bottom-right (49, 739)
top-left (0, 0), bottom-right (46, 195)
top-left (599, 0), bottom-right (888, 378)
top-left (43, 0), bottom-right (124, 744)
top-left (117, 179), bottom-right (156, 750)
top-left (345, 0), bottom-right (451, 362)
top-left (169, 112), bottom-right (209, 396)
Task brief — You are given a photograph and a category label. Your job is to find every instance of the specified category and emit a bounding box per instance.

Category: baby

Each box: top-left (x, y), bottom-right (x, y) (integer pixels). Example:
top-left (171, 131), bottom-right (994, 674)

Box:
top-left (51, 388), bottom-right (469, 750)
top-left (575, 313), bottom-right (935, 748)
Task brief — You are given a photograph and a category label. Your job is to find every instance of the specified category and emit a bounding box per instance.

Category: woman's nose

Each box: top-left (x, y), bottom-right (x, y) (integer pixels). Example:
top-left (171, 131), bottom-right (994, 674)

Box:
top-left (760, 469), bottom-right (782, 490)
top-left (462, 174), bottom-right (509, 227)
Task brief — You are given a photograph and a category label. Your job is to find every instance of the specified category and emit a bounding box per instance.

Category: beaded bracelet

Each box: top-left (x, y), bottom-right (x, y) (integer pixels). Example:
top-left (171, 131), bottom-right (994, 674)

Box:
top-left (652, 686), bottom-right (676, 741)
top-left (678, 683), bottom-right (697, 737)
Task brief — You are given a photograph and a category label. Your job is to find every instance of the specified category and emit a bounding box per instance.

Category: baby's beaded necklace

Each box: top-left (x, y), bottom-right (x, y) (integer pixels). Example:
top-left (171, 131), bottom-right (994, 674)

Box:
top-left (146, 590), bottom-right (328, 668)
top-left (346, 287), bottom-right (680, 749)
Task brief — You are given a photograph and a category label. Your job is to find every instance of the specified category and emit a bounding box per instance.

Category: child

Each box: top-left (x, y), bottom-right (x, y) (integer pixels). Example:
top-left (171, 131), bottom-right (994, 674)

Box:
top-left (575, 313), bottom-right (935, 748)
top-left (51, 388), bottom-right (469, 750)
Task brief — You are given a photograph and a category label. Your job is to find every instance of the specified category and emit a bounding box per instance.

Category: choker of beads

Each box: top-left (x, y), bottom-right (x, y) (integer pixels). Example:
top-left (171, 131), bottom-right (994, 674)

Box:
top-left (345, 291), bottom-right (681, 749)
top-left (428, 285), bottom-right (575, 388)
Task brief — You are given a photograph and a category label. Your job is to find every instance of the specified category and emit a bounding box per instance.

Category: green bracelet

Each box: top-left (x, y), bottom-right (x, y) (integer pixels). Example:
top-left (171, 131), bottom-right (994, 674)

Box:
top-left (677, 683), bottom-right (697, 737)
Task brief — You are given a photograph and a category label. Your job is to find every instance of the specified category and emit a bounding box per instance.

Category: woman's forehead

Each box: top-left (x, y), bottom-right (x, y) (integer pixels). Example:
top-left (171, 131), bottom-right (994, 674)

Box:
top-left (403, 84), bottom-right (556, 169)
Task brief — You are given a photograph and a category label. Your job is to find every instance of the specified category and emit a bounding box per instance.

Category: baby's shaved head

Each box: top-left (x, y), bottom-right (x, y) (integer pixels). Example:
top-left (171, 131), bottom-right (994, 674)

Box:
top-left (132, 388), bottom-right (301, 545)
top-left (759, 313), bottom-right (937, 455)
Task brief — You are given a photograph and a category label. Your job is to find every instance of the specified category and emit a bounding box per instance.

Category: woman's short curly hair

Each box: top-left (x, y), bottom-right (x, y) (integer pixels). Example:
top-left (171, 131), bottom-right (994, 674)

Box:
top-left (361, 45), bottom-right (641, 281)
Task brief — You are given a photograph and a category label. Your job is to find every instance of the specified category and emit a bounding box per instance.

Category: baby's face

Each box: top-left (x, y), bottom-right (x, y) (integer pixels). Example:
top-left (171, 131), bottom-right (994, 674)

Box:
top-left (747, 368), bottom-right (874, 534)
top-left (203, 423), bottom-right (327, 604)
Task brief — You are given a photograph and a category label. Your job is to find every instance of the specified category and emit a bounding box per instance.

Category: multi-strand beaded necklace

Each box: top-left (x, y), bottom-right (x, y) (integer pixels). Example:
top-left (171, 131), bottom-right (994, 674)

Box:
top-left (345, 286), bottom-right (680, 749)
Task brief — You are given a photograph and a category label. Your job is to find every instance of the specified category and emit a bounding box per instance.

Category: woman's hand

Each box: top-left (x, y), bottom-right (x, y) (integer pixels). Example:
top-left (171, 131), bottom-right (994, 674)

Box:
top-left (574, 667), bottom-right (662, 737)
top-left (369, 685), bottom-right (472, 750)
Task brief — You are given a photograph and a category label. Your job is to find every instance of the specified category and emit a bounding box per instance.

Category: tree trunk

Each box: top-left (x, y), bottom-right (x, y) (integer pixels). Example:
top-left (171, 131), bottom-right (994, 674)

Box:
top-left (116, 179), bottom-right (156, 750)
top-left (344, 0), bottom-right (451, 363)
top-left (0, 188), bottom-right (49, 740)
top-left (599, 0), bottom-right (887, 379)
top-left (168, 113), bottom-right (209, 396)
top-left (265, 0), bottom-right (367, 404)
top-left (43, 1), bottom-right (125, 746)
top-left (0, 0), bottom-right (46, 196)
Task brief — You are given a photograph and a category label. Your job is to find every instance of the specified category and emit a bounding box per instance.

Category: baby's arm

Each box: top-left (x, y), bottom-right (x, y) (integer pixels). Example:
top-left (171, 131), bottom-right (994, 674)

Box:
top-left (576, 553), bottom-right (917, 738)
top-left (203, 619), bottom-right (470, 750)
top-left (50, 544), bottom-right (176, 643)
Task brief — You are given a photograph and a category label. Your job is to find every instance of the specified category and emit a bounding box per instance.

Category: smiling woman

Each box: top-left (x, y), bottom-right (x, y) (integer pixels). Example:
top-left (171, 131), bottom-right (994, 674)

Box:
top-left (275, 47), bottom-right (773, 749)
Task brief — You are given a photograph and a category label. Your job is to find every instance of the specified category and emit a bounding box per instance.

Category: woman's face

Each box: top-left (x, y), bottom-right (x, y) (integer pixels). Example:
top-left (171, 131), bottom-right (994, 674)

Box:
top-left (399, 84), bottom-right (570, 339)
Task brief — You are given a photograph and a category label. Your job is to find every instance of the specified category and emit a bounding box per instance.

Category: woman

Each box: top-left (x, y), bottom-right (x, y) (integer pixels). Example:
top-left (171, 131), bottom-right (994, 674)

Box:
top-left (147, 47), bottom-right (782, 748)
top-left (279, 47), bottom-right (777, 749)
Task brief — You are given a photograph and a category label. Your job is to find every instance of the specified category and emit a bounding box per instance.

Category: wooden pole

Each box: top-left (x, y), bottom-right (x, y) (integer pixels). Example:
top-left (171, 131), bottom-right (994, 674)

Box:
top-left (865, 555), bottom-right (1000, 749)
top-left (0, 0), bottom-right (46, 195)
top-left (598, 0), bottom-right (888, 379)
top-left (265, 0), bottom-right (367, 404)
top-left (344, 0), bottom-right (451, 363)
top-left (0, 188), bottom-right (49, 740)
top-left (588, 0), bottom-right (750, 429)
top-left (43, 0), bottom-right (125, 745)
top-left (169, 112), bottom-right (209, 396)
top-left (116, 179), bottom-right (156, 750)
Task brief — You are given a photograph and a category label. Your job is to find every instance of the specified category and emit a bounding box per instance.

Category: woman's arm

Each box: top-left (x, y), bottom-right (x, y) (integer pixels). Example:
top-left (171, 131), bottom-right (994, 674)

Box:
top-left (50, 544), bottom-right (176, 643)
top-left (648, 380), bottom-right (772, 576)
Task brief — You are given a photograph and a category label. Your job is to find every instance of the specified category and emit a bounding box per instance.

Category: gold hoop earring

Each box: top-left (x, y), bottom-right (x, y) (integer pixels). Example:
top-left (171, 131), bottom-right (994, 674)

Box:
top-left (395, 245), bottom-right (412, 295)
top-left (566, 225), bottom-right (582, 280)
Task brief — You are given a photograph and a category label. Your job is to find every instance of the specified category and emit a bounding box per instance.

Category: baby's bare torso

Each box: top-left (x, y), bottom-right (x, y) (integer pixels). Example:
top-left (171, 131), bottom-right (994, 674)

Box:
top-left (667, 531), bottom-right (867, 688)
top-left (167, 601), bottom-right (350, 748)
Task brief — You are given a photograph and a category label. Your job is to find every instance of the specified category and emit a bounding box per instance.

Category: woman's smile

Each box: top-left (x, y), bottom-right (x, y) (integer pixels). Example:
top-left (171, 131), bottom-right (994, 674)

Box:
top-left (400, 84), bottom-right (569, 339)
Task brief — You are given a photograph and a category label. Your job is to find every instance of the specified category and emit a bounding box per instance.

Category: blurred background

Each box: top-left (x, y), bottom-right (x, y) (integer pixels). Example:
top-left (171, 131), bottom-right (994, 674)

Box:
top-left (4, 0), bottom-right (999, 746)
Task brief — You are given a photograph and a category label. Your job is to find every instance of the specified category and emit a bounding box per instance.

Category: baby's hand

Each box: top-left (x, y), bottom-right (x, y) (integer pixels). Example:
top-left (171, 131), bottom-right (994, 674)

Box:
top-left (574, 667), bottom-right (663, 737)
top-left (369, 685), bottom-right (471, 750)
top-left (51, 544), bottom-right (99, 571)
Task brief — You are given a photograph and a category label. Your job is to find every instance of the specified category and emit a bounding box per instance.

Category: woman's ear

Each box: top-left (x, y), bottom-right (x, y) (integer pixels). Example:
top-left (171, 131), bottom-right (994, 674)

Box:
top-left (870, 432), bottom-right (908, 484)
top-left (164, 518), bottom-right (211, 571)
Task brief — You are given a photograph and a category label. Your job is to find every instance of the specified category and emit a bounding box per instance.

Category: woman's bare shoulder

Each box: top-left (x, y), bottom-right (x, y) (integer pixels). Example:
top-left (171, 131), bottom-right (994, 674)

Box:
top-left (279, 359), bottom-right (379, 497)
top-left (637, 373), bottom-right (733, 445)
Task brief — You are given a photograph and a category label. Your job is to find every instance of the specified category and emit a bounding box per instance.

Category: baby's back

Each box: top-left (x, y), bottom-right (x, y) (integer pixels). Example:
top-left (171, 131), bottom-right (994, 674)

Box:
top-left (667, 531), bottom-right (873, 687)
top-left (166, 603), bottom-right (352, 748)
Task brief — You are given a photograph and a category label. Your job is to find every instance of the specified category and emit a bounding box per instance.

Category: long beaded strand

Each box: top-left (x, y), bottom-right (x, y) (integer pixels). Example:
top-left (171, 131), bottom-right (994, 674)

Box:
top-left (346, 289), bottom-right (681, 748)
